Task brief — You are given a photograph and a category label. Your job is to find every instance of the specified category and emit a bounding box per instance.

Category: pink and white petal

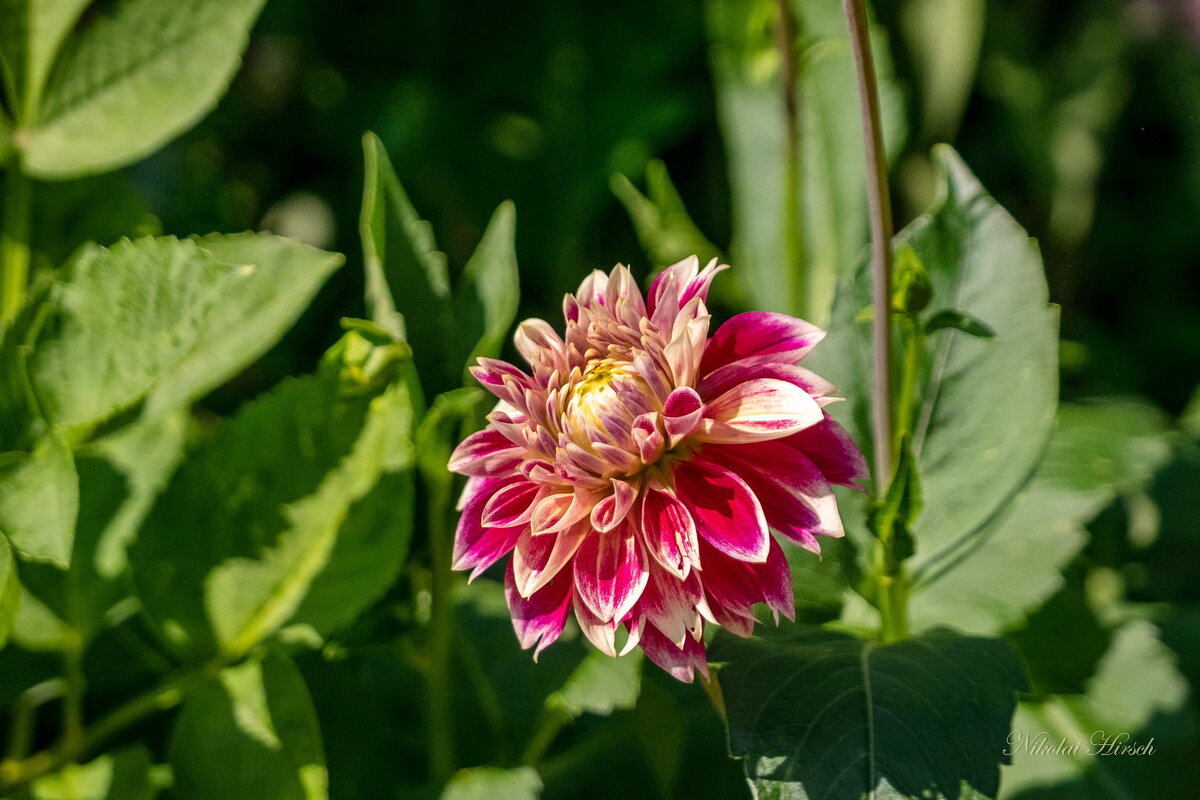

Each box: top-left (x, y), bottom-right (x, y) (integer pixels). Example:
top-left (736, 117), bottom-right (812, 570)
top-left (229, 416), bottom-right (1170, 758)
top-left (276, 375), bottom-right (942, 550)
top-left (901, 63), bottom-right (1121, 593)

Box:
top-left (639, 486), bottom-right (699, 578)
top-left (704, 443), bottom-right (844, 550)
top-left (699, 537), bottom-right (795, 623)
top-left (639, 622), bottom-right (709, 683)
top-left (647, 256), bottom-right (698, 320)
top-left (573, 592), bottom-right (618, 657)
top-left (591, 479), bottom-right (638, 532)
top-left (448, 428), bottom-right (525, 477)
top-left (505, 561), bottom-right (573, 659)
top-left (674, 460), bottom-right (770, 563)
top-left (699, 312), bottom-right (825, 373)
top-left (512, 524), bottom-right (589, 598)
top-left (453, 476), bottom-right (517, 554)
top-left (530, 489), bottom-right (593, 535)
top-left (573, 522), bottom-right (650, 623)
top-left (697, 361), bottom-right (836, 404)
top-left (782, 416), bottom-right (869, 489)
top-left (661, 387), bottom-right (704, 445)
top-left (481, 481), bottom-right (542, 528)
top-left (697, 378), bottom-right (822, 443)
top-left (635, 567), bottom-right (703, 648)
top-left (631, 413), bottom-right (666, 464)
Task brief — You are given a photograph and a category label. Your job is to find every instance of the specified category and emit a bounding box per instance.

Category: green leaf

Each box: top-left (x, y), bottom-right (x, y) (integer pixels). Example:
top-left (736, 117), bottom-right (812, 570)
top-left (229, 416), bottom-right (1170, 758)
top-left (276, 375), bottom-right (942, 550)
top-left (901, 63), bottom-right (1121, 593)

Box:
top-left (808, 146), bottom-right (1058, 575)
top-left (0, 431), bottom-right (77, 565)
top-left (714, 626), bottom-right (1027, 800)
top-left (611, 160), bottom-right (723, 269)
top-left (1001, 620), bottom-right (1198, 799)
top-left (453, 200), bottom-right (519, 376)
top-left (0, 0), bottom-right (91, 120)
top-left (902, 400), bottom-right (1171, 636)
top-left (130, 331), bottom-right (414, 661)
top-left (0, 535), bottom-right (19, 648)
top-left (25, 745), bottom-right (163, 800)
top-left (170, 649), bottom-right (328, 800)
top-left (24, 234), bottom-right (342, 431)
top-left (706, 0), bottom-right (906, 323)
top-left (359, 131), bottom-right (454, 384)
top-left (441, 767), bottom-right (541, 800)
top-left (15, 410), bottom-right (188, 645)
top-left (23, 0), bottom-right (268, 178)
top-left (547, 649), bottom-right (641, 718)
top-left (925, 308), bottom-right (998, 340)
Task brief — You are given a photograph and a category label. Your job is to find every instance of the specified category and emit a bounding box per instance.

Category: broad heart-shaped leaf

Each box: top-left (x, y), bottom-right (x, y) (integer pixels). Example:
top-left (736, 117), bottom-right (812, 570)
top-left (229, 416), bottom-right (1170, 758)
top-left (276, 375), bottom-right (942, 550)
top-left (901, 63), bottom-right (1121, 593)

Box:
top-left (360, 131), bottom-right (454, 382)
top-left (1001, 619), bottom-right (1198, 800)
top-left (807, 146), bottom-right (1058, 576)
top-left (22, 234), bottom-right (342, 432)
top-left (0, 535), bottom-right (19, 648)
top-left (22, 744), bottom-right (162, 800)
top-left (902, 400), bottom-right (1172, 636)
top-left (130, 330), bottom-right (415, 662)
top-left (170, 649), bottom-right (327, 800)
top-left (22, 0), bottom-right (267, 178)
top-left (714, 627), bottom-right (1027, 800)
top-left (452, 201), bottom-right (520, 377)
top-left (706, 0), bottom-right (906, 324)
top-left (441, 767), bottom-right (542, 800)
top-left (0, 431), bottom-right (77, 565)
top-left (0, 0), bottom-right (91, 117)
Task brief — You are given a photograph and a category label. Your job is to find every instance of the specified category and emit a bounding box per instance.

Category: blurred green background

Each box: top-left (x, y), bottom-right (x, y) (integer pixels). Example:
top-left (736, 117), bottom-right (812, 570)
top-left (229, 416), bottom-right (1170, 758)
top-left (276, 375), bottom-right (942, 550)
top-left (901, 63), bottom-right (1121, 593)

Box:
top-left (28, 0), bottom-right (1199, 796)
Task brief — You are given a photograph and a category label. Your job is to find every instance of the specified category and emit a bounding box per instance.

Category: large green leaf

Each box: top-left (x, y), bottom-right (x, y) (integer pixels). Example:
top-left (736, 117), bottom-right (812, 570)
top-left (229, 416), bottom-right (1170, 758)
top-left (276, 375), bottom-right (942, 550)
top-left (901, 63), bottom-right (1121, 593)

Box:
top-left (359, 132), bottom-right (454, 379)
top-left (0, 431), bottom-right (77, 565)
top-left (546, 648), bottom-right (642, 719)
top-left (714, 627), bottom-right (1027, 800)
top-left (808, 147), bottom-right (1058, 574)
top-left (1001, 620), bottom-right (1198, 800)
top-left (904, 400), bottom-right (1172, 635)
top-left (706, 0), bottom-right (905, 323)
top-left (23, 234), bottom-right (341, 431)
top-left (441, 767), bottom-right (541, 800)
top-left (170, 649), bottom-right (327, 800)
top-left (22, 0), bottom-right (267, 178)
top-left (0, 0), bottom-right (90, 119)
top-left (130, 330), bottom-right (414, 661)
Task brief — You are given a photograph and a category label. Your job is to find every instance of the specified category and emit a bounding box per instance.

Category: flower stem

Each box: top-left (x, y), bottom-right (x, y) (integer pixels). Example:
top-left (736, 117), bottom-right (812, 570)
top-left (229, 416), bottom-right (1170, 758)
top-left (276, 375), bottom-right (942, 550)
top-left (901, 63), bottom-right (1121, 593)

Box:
top-left (841, 0), bottom-right (895, 491)
top-left (426, 484), bottom-right (457, 784)
top-left (773, 0), bottom-right (807, 319)
top-left (1, 166), bottom-right (32, 328)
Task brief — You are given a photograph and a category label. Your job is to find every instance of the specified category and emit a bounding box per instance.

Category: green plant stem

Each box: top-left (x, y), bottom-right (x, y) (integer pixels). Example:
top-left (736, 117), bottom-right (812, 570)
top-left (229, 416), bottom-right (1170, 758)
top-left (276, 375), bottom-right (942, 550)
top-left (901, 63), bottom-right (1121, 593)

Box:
top-left (1, 166), bottom-right (32, 327)
top-left (0, 661), bottom-right (220, 792)
top-left (875, 558), bottom-right (909, 642)
top-left (894, 316), bottom-right (923, 455)
top-left (520, 709), bottom-right (570, 767)
top-left (61, 639), bottom-right (86, 756)
top-left (426, 487), bottom-right (457, 784)
top-left (842, 0), bottom-right (895, 490)
top-left (774, 0), bottom-right (807, 318)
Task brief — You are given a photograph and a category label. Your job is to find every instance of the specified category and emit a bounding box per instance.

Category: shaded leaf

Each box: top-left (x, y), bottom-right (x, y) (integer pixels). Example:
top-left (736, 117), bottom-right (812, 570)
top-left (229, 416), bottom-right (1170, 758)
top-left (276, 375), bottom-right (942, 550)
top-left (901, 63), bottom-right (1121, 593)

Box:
top-left (0, 535), bottom-right (18, 648)
top-left (907, 400), bottom-right (1172, 635)
top-left (714, 626), bottom-right (1027, 800)
top-left (24, 0), bottom-right (268, 178)
top-left (170, 649), bottom-right (327, 800)
top-left (808, 146), bottom-right (1058, 575)
top-left (0, 0), bottom-right (91, 119)
top-left (925, 309), bottom-right (998, 340)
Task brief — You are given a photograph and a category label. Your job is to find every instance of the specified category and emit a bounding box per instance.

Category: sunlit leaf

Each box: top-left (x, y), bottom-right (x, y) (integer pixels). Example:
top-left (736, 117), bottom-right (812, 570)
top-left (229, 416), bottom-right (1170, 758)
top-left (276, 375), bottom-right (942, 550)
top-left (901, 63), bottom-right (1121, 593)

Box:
top-left (0, 431), bottom-right (77, 566)
top-left (441, 766), bottom-right (541, 800)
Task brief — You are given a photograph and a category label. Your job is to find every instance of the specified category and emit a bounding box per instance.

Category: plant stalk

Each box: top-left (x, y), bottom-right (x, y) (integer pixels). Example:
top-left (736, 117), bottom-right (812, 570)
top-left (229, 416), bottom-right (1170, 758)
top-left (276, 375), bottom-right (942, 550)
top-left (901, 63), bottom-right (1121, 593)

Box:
top-left (842, 0), bottom-right (895, 491)
top-left (774, 0), bottom-right (807, 319)
top-left (426, 485), bottom-right (457, 784)
top-left (1, 166), bottom-right (32, 327)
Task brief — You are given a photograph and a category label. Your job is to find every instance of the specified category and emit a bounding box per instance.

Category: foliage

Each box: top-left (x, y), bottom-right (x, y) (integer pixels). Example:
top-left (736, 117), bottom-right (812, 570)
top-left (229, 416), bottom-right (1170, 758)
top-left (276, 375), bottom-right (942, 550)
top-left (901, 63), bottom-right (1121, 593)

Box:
top-left (0, 0), bottom-right (1196, 799)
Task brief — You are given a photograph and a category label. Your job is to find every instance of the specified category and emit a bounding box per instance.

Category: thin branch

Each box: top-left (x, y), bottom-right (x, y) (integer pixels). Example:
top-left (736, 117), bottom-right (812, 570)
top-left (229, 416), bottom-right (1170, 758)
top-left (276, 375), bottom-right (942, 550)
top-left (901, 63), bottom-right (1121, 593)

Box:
top-left (841, 0), bottom-right (895, 492)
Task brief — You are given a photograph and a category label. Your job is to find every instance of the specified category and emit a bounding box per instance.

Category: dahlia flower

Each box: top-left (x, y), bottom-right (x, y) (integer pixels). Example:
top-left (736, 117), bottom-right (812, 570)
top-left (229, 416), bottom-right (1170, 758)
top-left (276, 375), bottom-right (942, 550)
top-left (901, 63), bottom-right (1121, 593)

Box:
top-left (448, 257), bottom-right (865, 681)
